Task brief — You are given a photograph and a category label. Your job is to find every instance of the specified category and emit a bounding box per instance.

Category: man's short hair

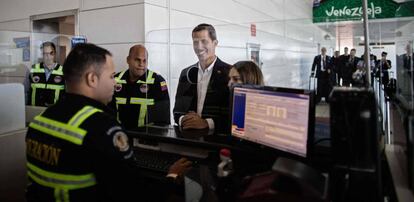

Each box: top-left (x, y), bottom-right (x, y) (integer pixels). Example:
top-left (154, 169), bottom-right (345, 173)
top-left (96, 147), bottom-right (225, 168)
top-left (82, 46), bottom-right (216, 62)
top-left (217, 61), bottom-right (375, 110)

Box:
top-left (344, 47), bottom-right (349, 50)
top-left (63, 43), bottom-right (112, 83)
top-left (192, 23), bottom-right (217, 41)
top-left (41, 41), bottom-right (56, 52)
top-left (351, 48), bottom-right (356, 52)
top-left (382, 51), bottom-right (387, 56)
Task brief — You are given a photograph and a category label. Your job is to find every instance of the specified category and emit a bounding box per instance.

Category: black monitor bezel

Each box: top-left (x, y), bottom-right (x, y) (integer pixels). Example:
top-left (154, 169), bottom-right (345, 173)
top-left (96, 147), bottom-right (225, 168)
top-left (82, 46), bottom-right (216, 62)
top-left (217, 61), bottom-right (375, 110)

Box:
top-left (229, 84), bottom-right (315, 160)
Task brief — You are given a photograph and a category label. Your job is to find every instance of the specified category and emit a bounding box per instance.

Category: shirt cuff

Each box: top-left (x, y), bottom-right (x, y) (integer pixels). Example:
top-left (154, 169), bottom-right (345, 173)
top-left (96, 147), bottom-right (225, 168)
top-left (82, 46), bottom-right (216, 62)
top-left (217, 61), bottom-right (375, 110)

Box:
top-left (166, 173), bottom-right (178, 179)
top-left (206, 118), bottom-right (214, 131)
top-left (178, 115), bottom-right (184, 126)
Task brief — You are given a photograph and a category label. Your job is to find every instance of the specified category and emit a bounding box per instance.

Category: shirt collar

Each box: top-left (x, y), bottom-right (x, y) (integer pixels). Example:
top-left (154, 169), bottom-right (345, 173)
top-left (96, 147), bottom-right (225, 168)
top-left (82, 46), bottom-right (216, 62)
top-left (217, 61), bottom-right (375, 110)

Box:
top-left (198, 57), bottom-right (217, 73)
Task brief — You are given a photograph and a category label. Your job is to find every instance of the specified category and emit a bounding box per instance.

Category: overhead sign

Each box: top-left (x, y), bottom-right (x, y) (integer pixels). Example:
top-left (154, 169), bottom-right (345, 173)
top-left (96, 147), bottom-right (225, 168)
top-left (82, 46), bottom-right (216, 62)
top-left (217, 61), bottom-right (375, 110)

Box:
top-left (71, 36), bottom-right (87, 49)
top-left (250, 24), bottom-right (256, 37)
top-left (313, 0), bottom-right (414, 23)
top-left (13, 37), bottom-right (30, 48)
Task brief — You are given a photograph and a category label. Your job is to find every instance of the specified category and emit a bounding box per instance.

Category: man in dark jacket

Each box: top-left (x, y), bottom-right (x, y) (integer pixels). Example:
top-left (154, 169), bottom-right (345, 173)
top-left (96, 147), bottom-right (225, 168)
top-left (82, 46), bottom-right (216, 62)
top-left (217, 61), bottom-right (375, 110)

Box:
top-left (173, 23), bottom-right (231, 134)
top-left (311, 47), bottom-right (332, 103)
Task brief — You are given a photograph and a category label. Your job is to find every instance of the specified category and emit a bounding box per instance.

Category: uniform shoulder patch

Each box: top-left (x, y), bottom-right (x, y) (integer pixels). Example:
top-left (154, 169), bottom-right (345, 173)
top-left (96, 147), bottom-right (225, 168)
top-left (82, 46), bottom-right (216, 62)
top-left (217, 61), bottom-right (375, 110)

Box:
top-left (112, 131), bottom-right (130, 152)
top-left (160, 81), bottom-right (167, 91)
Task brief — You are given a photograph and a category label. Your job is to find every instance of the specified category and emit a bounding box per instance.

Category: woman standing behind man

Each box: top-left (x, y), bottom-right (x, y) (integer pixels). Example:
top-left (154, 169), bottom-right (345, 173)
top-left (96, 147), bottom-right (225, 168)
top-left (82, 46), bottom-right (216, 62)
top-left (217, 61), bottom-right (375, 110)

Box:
top-left (228, 61), bottom-right (264, 87)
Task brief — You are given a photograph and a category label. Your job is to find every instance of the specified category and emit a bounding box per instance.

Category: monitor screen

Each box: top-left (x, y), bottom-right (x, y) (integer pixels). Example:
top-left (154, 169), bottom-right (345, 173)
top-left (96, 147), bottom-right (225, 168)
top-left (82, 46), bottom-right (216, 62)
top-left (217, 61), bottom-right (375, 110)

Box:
top-left (231, 86), bottom-right (311, 157)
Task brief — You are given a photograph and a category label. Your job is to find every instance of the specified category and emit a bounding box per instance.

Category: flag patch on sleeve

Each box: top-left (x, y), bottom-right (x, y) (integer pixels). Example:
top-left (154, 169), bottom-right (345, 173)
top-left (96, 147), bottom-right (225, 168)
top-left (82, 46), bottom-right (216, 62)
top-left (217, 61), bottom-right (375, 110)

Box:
top-left (160, 81), bottom-right (168, 91)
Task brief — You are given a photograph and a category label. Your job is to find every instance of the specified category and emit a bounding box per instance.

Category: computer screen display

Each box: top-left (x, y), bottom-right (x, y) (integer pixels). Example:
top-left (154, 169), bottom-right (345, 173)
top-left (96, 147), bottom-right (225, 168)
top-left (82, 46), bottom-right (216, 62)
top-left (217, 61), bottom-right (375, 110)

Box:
top-left (231, 86), bottom-right (311, 157)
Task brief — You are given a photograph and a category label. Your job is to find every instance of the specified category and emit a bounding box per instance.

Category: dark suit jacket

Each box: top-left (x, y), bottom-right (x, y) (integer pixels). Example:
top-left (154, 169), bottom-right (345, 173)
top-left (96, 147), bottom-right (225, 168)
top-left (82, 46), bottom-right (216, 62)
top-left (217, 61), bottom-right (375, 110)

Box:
top-left (375, 59), bottom-right (391, 70)
top-left (173, 57), bottom-right (231, 134)
top-left (400, 53), bottom-right (414, 70)
top-left (340, 56), bottom-right (359, 80)
top-left (311, 55), bottom-right (332, 78)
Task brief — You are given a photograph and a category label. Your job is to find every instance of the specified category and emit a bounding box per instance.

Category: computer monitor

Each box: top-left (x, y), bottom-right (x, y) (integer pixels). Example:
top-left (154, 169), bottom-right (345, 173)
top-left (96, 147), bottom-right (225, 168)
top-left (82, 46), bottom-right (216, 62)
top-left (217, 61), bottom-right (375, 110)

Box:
top-left (231, 85), bottom-right (313, 157)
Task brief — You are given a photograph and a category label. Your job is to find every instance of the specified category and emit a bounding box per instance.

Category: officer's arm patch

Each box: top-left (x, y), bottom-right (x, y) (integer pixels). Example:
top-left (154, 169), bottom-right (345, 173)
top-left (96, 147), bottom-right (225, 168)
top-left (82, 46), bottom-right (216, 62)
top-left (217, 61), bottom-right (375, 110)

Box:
top-left (112, 131), bottom-right (130, 152)
top-left (160, 81), bottom-right (168, 91)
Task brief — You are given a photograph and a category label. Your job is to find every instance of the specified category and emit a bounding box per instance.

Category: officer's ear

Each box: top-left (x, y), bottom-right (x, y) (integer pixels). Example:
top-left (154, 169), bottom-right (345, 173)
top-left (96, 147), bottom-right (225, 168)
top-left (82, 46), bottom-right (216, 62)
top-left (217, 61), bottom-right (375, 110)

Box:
top-left (85, 71), bottom-right (99, 88)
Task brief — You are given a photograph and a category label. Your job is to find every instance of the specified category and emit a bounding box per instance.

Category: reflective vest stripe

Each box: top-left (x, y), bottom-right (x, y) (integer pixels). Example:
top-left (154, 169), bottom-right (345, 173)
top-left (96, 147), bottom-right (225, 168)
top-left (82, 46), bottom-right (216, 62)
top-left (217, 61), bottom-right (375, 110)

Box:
top-left (31, 83), bottom-right (65, 90)
top-left (68, 106), bottom-right (102, 127)
top-left (115, 97), bottom-right (127, 104)
top-left (54, 188), bottom-right (69, 202)
top-left (29, 116), bottom-right (87, 145)
top-left (27, 162), bottom-right (96, 190)
top-left (52, 66), bottom-right (63, 76)
top-left (130, 97), bottom-right (154, 127)
top-left (30, 64), bottom-right (43, 73)
top-left (115, 70), bottom-right (127, 84)
top-left (130, 97), bottom-right (154, 105)
top-left (30, 83), bottom-right (64, 106)
top-left (31, 87), bottom-right (37, 106)
top-left (115, 98), bottom-right (127, 122)
top-left (136, 70), bottom-right (155, 84)
top-left (116, 70), bottom-right (155, 84)
top-left (30, 64), bottom-right (63, 75)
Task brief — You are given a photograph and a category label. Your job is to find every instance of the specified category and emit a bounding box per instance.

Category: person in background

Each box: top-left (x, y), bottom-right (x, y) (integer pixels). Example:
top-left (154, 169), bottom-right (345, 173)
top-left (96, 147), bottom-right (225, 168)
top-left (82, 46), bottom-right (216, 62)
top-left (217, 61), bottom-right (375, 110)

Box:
top-left (340, 48), bottom-right (359, 87)
top-left (311, 47), bottom-right (332, 103)
top-left (25, 43), bottom-right (191, 202)
top-left (110, 44), bottom-right (170, 130)
top-left (361, 48), bottom-right (377, 62)
top-left (354, 53), bottom-right (375, 87)
top-left (375, 51), bottom-right (391, 85)
top-left (173, 23), bottom-right (231, 133)
top-left (331, 50), bottom-right (341, 86)
top-left (228, 60), bottom-right (264, 87)
top-left (25, 41), bottom-right (65, 106)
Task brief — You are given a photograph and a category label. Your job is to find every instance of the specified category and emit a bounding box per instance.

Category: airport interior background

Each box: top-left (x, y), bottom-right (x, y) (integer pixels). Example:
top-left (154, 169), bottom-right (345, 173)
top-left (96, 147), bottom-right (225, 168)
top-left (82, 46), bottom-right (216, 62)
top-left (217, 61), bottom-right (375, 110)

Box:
top-left (1, 0), bottom-right (414, 201)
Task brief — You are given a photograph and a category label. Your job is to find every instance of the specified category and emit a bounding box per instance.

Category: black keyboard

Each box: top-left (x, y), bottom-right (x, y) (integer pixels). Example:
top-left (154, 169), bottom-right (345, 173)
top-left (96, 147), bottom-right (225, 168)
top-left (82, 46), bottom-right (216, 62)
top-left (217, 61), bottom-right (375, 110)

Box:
top-left (133, 148), bottom-right (189, 173)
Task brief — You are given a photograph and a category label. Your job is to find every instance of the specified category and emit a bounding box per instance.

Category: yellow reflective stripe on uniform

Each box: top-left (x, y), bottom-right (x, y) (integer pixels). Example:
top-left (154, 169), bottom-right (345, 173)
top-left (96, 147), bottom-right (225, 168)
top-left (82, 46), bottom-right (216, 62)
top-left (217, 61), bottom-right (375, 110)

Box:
top-left (30, 64), bottom-right (44, 73)
top-left (52, 66), bottom-right (63, 76)
top-left (54, 188), bottom-right (69, 202)
top-left (31, 87), bottom-right (37, 106)
top-left (46, 84), bottom-right (64, 104)
top-left (31, 83), bottom-right (46, 106)
top-left (31, 83), bottom-right (64, 105)
top-left (115, 70), bottom-right (127, 84)
top-left (130, 97), bottom-right (154, 105)
top-left (46, 84), bottom-right (65, 90)
top-left (115, 97), bottom-right (127, 122)
top-left (136, 70), bottom-right (155, 84)
top-left (130, 97), bottom-right (154, 127)
top-left (29, 116), bottom-right (87, 145)
top-left (68, 106), bottom-right (102, 127)
top-left (31, 83), bottom-right (64, 90)
top-left (27, 162), bottom-right (96, 190)
top-left (31, 68), bottom-right (45, 73)
top-left (115, 97), bottom-right (127, 104)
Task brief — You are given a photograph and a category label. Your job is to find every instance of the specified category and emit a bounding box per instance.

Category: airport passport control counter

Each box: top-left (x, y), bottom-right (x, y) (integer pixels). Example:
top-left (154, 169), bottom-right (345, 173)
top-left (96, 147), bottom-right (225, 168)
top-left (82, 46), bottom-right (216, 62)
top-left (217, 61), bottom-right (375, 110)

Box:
top-left (126, 85), bottom-right (331, 201)
top-left (125, 85), bottom-right (402, 202)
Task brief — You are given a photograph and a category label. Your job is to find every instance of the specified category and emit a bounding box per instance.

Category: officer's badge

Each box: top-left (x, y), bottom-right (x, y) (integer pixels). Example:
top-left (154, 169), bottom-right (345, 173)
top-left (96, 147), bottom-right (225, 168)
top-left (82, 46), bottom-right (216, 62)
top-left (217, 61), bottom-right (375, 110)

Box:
top-left (32, 76), bottom-right (40, 83)
top-left (113, 131), bottom-right (129, 152)
top-left (140, 84), bottom-right (149, 93)
top-left (54, 76), bottom-right (62, 83)
top-left (115, 84), bottom-right (122, 92)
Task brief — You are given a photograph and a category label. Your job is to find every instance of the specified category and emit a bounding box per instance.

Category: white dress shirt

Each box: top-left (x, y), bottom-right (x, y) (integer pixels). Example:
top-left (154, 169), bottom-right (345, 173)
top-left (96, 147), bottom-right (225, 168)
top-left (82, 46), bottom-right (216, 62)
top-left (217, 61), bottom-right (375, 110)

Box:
top-left (320, 55), bottom-right (326, 71)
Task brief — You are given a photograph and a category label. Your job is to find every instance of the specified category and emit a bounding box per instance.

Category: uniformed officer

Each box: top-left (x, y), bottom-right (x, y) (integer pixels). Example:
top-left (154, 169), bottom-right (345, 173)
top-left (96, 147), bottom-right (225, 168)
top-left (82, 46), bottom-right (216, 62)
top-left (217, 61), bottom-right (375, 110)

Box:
top-left (111, 44), bottom-right (170, 130)
top-left (25, 43), bottom-right (191, 202)
top-left (26, 41), bottom-right (65, 106)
